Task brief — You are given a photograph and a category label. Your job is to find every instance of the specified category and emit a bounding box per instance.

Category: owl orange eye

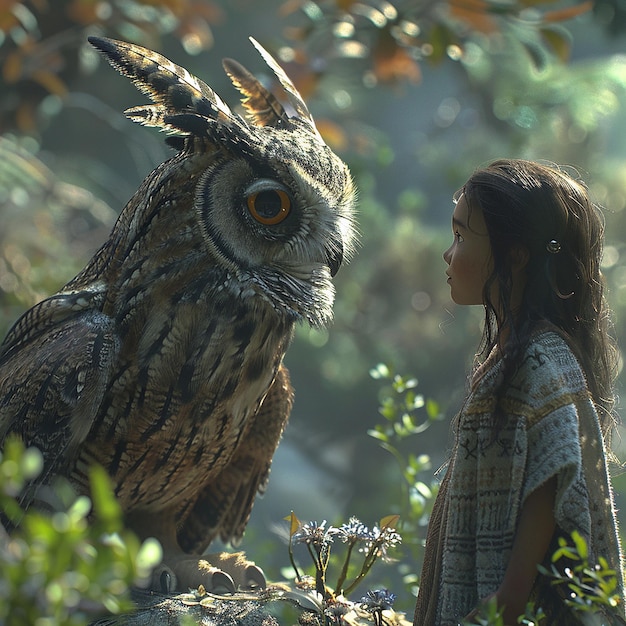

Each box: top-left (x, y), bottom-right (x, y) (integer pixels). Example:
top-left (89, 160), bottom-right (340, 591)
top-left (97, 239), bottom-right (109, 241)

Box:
top-left (247, 189), bottom-right (292, 225)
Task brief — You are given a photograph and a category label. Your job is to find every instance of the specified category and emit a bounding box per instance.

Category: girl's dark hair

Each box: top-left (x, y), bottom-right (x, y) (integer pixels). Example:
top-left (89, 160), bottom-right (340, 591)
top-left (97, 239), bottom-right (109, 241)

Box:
top-left (462, 159), bottom-right (619, 447)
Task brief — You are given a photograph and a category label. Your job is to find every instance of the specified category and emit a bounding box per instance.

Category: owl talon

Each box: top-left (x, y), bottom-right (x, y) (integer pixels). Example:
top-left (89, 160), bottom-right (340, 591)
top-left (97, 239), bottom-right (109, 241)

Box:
top-left (208, 570), bottom-right (236, 595)
top-left (244, 564), bottom-right (266, 590)
top-left (150, 564), bottom-right (177, 594)
top-left (163, 553), bottom-right (266, 594)
top-left (160, 569), bottom-right (174, 594)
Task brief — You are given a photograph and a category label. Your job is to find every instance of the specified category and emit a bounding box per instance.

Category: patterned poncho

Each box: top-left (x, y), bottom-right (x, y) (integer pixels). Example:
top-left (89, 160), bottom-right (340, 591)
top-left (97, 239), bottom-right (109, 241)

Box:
top-left (413, 330), bottom-right (625, 625)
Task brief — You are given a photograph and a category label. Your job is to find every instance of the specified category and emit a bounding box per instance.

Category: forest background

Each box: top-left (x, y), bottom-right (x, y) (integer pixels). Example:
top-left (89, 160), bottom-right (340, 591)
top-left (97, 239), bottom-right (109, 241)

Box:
top-left (2, 0), bottom-right (626, 614)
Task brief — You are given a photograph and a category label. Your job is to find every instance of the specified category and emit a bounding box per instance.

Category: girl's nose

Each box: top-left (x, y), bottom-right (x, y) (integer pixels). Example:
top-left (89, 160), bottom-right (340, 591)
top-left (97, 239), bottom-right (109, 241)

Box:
top-left (443, 245), bottom-right (452, 264)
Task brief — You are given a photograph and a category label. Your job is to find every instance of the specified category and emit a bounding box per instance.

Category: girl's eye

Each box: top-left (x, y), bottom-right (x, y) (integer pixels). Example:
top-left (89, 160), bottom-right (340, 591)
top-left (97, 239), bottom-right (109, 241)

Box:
top-left (247, 189), bottom-right (292, 225)
top-left (455, 231), bottom-right (464, 243)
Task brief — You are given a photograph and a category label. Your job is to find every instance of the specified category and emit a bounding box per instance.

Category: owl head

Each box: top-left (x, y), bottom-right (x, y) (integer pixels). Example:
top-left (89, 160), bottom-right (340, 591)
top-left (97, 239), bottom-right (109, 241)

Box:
top-left (89, 36), bottom-right (357, 327)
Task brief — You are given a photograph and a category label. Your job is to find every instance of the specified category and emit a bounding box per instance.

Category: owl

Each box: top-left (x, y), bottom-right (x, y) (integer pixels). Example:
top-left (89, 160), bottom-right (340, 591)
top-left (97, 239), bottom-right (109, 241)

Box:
top-left (0, 36), bottom-right (356, 593)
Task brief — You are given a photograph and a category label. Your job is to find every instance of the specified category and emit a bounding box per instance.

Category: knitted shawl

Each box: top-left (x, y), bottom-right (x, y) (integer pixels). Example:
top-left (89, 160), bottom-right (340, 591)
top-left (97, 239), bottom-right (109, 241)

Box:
top-left (413, 330), bottom-right (625, 625)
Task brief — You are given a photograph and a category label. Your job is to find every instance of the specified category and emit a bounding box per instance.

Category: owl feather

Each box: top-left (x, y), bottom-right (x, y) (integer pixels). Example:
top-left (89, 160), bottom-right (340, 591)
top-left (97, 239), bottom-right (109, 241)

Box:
top-left (248, 38), bottom-right (318, 133)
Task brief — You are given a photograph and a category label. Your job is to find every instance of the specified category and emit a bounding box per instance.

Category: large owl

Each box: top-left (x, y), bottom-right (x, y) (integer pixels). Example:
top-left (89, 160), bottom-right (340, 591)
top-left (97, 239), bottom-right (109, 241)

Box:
top-left (0, 37), bottom-right (356, 592)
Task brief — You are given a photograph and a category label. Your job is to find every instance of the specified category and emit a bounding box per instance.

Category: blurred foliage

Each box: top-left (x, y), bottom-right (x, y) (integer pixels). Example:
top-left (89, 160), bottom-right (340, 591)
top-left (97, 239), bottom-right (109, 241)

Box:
top-left (0, 134), bottom-right (116, 327)
top-left (277, 0), bottom-right (588, 89)
top-left (594, 0), bottom-right (626, 35)
top-left (0, 0), bottom-right (224, 132)
top-left (0, 0), bottom-right (594, 135)
top-left (0, 436), bottom-right (162, 625)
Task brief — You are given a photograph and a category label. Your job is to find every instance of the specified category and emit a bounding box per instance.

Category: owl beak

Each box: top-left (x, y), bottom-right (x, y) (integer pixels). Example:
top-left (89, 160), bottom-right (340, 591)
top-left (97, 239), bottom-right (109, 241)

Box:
top-left (327, 243), bottom-right (344, 277)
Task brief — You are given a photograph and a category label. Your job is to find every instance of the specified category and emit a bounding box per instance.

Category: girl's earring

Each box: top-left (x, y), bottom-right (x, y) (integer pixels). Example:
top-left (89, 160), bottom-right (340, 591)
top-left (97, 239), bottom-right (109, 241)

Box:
top-left (546, 240), bottom-right (561, 254)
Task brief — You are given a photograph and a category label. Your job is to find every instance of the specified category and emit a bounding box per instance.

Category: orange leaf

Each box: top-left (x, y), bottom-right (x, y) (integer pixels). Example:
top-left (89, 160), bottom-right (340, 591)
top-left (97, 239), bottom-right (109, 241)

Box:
top-left (16, 102), bottom-right (38, 133)
top-left (448, 0), bottom-right (498, 33)
top-left (540, 27), bottom-right (572, 62)
top-left (3, 51), bottom-right (23, 83)
top-left (32, 69), bottom-right (68, 97)
top-left (279, 0), bottom-right (308, 18)
top-left (285, 511), bottom-right (301, 536)
top-left (0, 12), bottom-right (19, 32)
top-left (518, 0), bottom-right (561, 7)
top-left (315, 119), bottom-right (349, 152)
top-left (543, 0), bottom-right (592, 23)
top-left (373, 36), bottom-right (421, 83)
top-left (66, 0), bottom-right (102, 26)
top-left (292, 67), bottom-right (321, 100)
top-left (380, 514), bottom-right (400, 529)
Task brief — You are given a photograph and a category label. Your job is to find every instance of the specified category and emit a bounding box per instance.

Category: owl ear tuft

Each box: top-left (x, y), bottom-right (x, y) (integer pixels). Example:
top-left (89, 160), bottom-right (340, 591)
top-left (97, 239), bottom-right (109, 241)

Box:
top-left (222, 57), bottom-right (288, 128)
top-left (247, 38), bottom-right (321, 137)
top-left (89, 35), bottom-right (322, 144)
top-left (88, 36), bottom-right (235, 135)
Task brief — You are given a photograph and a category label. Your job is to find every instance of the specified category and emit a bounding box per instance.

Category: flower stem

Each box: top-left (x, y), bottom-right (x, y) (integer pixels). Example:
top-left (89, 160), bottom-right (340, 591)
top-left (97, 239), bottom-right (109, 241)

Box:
top-left (334, 540), bottom-right (356, 594)
top-left (287, 534), bottom-right (302, 582)
top-left (343, 544), bottom-right (379, 596)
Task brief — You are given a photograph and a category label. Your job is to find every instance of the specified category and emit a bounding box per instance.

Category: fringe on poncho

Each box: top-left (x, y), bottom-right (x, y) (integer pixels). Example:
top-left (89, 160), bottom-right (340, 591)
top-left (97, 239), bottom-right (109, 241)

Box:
top-left (413, 330), bottom-right (625, 626)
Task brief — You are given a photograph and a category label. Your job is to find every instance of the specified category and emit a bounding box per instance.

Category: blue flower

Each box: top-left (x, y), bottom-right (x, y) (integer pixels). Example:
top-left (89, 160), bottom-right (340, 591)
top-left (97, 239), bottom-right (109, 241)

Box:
top-left (336, 517), bottom-right (371, 543)
top-left (359, 524), bottom-right (402, 561)
top-left (360, 588), bottom-right (397, 612)
top-left (292, 520), bottom-right (340, 548)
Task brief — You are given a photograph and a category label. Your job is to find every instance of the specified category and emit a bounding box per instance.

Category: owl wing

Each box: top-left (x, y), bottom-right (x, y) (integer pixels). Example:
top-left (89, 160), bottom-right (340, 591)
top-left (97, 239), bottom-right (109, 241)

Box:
top-left (0, 289), bottom-right (119, 508)
top-left (178, 363), bottom-right (293, 554)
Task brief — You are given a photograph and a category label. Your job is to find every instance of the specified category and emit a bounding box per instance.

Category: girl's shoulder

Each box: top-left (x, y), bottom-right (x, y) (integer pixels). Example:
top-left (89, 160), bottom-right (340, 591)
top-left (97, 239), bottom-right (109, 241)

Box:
top-left (520, 327), bottom-right (584, 380)
top-left (474, 326), bottom-right (582, 388)
top-left (468, 326), bottom-right (589, 414)
top-left (504, 328), bottom-right (590, 422)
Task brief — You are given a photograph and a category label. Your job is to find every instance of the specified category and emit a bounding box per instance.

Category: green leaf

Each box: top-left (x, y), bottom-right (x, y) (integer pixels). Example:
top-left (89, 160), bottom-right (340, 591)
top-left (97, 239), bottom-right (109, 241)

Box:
top-left (426, 398), bottom-right (440, 419)
top-left (368, 428), bottom-right (389, 442)
top-left (401, 413), bottom-right (416, 430)
top-left (406, 393), bottom-right (425, 410)
top-left (20, 446), bottom-right (43, 481)
top-left (136, 537), bottom-right (162, 575)
top-left (88, 465), bottom-right (123, 534)
top-left (571, 530), bottom-right (589, 561)
top-left (67, 495), bottom-right (92, 524)
top-left (369, 363), bottom-right (391, 379)
top-left (415, 482), bottom-right (432, 498)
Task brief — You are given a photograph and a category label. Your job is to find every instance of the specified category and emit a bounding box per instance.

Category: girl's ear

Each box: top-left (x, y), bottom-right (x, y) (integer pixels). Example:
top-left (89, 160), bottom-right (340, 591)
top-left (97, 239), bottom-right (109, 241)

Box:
top-left (510, 245), bottom-right (529, 272)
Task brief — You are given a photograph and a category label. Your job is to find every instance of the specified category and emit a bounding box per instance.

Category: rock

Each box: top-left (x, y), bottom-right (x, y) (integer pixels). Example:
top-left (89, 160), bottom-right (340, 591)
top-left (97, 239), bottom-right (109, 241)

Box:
top-left (89, 584), bottom-right (412, 626)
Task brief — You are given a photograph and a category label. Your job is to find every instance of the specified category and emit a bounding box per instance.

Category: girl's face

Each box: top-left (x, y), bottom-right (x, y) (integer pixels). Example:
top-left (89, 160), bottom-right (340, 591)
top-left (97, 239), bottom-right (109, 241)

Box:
top-left (443, 193), bottom-right (493, 305)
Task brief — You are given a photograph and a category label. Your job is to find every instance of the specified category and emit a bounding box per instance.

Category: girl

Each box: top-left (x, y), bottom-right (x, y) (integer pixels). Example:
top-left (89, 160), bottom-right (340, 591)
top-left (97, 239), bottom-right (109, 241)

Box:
top-left (413, 159), bottom-right (625, 625)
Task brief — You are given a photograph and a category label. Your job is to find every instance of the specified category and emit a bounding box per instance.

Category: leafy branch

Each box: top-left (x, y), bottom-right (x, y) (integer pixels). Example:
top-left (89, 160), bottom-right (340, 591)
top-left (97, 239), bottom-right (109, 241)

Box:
top-left (463, 531), bottom-right (625, 625)
top-left (368, 363), bottom-right (442, 587)
top-left (0, 435), bottom-right (162, 626)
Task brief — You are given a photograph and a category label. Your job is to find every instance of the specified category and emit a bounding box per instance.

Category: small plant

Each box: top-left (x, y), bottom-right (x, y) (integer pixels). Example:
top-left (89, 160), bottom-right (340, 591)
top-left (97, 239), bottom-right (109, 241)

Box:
top-left (539, 530), bottom-right (625, 622)
top-left (284, 511), bottom-right (402, 622)
top-left (368, 363), bottom-right (442, 592)
top-left (0, 435), bottom-right (162, 626)
top-left (359, 589), bottom-right (398, 626)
